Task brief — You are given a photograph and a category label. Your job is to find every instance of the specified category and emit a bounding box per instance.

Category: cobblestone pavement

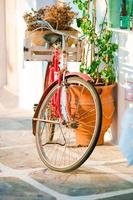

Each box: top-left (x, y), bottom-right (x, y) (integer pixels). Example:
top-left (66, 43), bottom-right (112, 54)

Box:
top-left (0, 89), bottom-right (133, 200)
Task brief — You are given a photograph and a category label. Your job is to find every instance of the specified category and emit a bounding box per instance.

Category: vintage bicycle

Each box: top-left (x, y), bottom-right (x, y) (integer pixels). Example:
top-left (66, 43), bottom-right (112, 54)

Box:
top-left (26, 20), bottom-right (102, 172)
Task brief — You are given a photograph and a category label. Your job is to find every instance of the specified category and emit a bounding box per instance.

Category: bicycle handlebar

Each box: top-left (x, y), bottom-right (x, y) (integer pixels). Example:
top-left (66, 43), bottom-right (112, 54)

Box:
top-left (30, 19), bottom-right (84, 41)
top-left (29, 19), bottom-right (86, 51)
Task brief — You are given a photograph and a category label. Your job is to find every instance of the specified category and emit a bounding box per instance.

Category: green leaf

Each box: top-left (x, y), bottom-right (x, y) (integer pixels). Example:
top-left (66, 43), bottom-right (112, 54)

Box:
top-left (76, 18), bottom-right (82, 27)
top-left (78, 2), bottom-right (83, 10)
top-left (83, 1), bottom-right (88, 10)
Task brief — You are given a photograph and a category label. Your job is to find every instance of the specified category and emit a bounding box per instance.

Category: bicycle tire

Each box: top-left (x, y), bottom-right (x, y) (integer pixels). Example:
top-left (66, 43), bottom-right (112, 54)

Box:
top-left (35, 76), bottom-right (102, 172)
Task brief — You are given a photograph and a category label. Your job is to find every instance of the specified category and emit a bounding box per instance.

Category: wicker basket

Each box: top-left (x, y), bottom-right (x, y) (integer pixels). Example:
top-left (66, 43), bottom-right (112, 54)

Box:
top-left (25, 30), bottom-right (50, 46)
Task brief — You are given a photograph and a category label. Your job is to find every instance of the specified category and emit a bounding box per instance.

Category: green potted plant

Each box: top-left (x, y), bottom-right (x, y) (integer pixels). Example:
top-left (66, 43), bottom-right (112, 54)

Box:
top-left (73, 0), bottom-right (118, 145)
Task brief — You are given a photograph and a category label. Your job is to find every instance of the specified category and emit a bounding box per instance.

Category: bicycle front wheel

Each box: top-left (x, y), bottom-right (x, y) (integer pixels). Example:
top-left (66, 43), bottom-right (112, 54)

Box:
top-left (35, 76), bottom-right (102, 172)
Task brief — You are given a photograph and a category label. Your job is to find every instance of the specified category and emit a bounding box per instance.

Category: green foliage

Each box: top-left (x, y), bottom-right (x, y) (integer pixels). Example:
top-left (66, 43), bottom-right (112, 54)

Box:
top-left (80, 62), bottom-right (91, 74)
top-left (73, 0), bottom-right (118, 85)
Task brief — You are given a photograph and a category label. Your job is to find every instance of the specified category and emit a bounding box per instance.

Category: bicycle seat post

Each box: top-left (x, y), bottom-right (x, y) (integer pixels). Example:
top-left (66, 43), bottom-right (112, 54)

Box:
top-left (62, 35), bottom-right (65, 51)
top-left (59, 35), bottom-right (68, 73)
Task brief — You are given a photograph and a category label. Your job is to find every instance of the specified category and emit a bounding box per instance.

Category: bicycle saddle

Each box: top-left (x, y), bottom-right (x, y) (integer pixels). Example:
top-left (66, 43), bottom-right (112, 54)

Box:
top-left (44, 33), bottom-right (62, 46)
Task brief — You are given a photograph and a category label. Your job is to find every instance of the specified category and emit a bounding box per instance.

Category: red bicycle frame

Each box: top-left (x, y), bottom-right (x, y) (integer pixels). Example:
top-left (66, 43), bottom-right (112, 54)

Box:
top-left (33, 47), bottom-right (93, 135)
top-left (45, 48), bottom-right (63, 120)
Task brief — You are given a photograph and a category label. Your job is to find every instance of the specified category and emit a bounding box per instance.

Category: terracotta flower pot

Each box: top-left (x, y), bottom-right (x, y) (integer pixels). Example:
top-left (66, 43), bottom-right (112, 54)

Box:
top-left (96, 84), bottom-right (116, 145)
top-left (68, 84), bottom-right (116, 146)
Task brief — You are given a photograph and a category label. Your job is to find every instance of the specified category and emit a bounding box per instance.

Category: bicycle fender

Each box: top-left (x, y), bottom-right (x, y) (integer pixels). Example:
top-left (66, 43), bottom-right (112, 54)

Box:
top-left (66, 72), bottom-right (94, 82)
top-left (32, 80), bottom-right (58, 135)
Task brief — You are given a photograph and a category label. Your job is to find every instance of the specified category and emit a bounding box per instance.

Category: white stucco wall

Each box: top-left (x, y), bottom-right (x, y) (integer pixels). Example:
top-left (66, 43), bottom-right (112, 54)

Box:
top-left (4, 0), bottom-right (38, 95)
top-left (18, 0), bottom-right (56, 109)
top-left (0, 0), bottom-right (6, 89)
top-left (5, 0), bottom-right (19, 95)
top-left (111, 30), bottom-right (133, 143)
top-left (2, 0), bottom-right (56, 95)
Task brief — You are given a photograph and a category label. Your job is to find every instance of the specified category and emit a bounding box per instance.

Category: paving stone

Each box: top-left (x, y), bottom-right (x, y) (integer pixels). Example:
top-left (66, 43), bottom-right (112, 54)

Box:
top-left (0, 130), bottom-right (34, 148)
top-left (109, 162), bottom-right (133, 177)
top-left (1, 89), bottom-right (133, 200)
top-left (0, 146), bottom-right (44, 169)
top-left (0, 89), bottom-right (18, 110)
top-left (89, 144), bottom-right (125, 162)
top-left (0, 178), bottom-right (56, 200)
top-left (31, 167), bottom-right (133, 197)
top-left (103, 193), bottom-right (133, 200)
top-left (0, 117), bottom-right (32, 131)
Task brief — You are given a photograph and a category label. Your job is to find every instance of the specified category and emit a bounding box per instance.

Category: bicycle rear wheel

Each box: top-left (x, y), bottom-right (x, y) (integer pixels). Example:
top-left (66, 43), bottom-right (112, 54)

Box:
top-left (35, 76), bottom-right (102, 172)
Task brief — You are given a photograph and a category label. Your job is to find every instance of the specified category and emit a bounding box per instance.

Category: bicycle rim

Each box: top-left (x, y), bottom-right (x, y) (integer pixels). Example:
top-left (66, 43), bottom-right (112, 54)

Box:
top-left (35, 77), bottom-right (102, 172)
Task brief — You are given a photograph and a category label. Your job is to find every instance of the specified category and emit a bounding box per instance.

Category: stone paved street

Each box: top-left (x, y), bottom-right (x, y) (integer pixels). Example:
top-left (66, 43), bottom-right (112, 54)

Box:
top-left (0, 89), bottom-right (133, 200)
